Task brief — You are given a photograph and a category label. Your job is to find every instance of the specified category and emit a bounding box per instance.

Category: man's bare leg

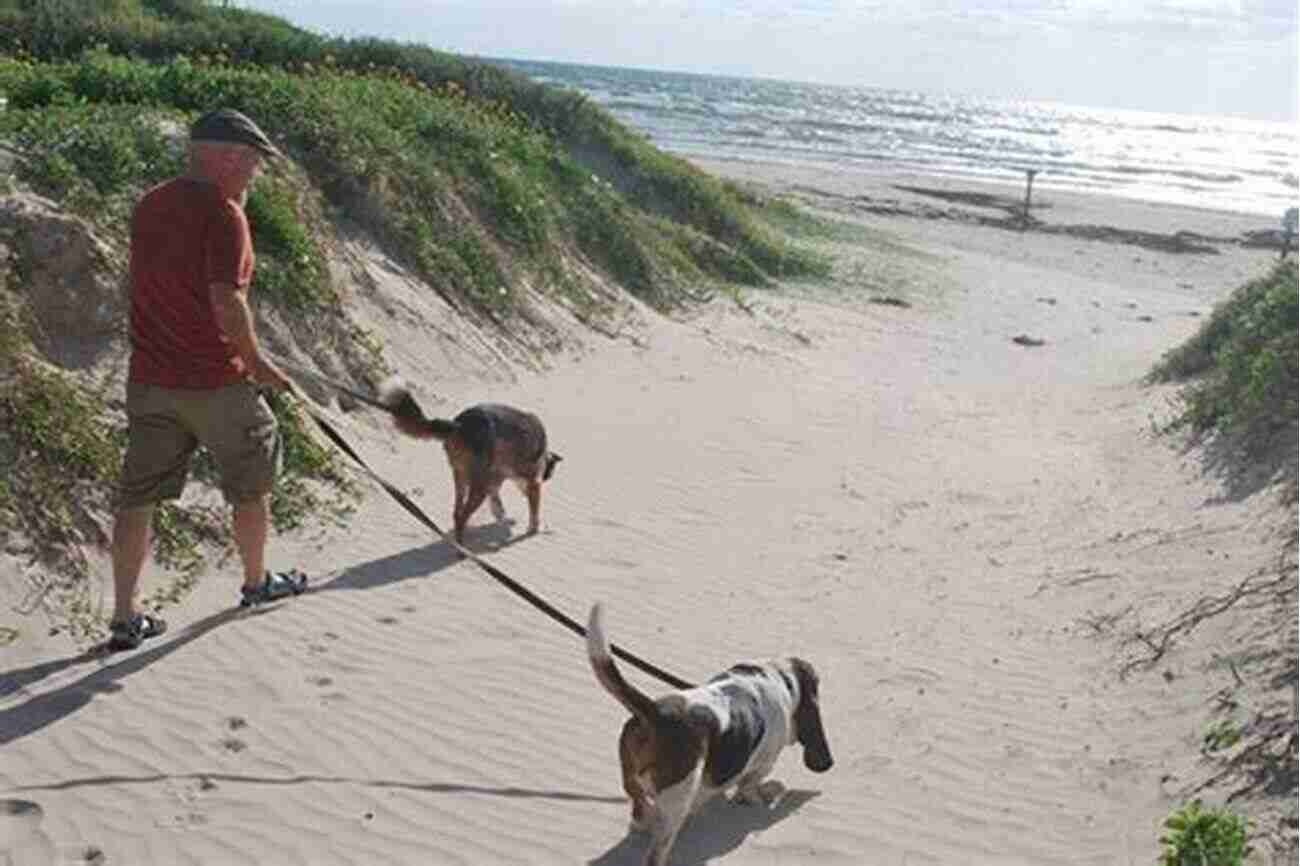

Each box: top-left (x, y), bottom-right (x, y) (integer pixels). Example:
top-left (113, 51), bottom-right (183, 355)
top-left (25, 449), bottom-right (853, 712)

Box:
top-left (111, 505), bottom-right (154, 623)
top-left (233, 493), bottom-right (270, 591)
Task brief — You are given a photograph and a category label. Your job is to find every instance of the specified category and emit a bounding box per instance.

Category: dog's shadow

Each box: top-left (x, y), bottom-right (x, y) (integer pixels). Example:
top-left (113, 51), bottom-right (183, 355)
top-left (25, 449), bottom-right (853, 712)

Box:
top-left (317, 521), bottom-right (520, 593)
top-left (588, 789), bottom-right (821, 866)
top-left (474, 519), bottom-right (540, 554)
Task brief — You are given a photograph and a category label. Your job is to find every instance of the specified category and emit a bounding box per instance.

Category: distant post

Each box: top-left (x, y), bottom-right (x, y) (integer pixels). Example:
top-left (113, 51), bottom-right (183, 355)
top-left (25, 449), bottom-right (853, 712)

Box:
top-left (1021, 169), bottom-right (1039, 229)
top-left (1281, 207), bottom-right (1298, 260)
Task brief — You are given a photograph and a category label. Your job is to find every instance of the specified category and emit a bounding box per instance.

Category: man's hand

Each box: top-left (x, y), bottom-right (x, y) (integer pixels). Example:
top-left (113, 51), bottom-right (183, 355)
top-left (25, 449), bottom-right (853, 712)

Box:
top-left (250, 356), bottom-right (292, 391)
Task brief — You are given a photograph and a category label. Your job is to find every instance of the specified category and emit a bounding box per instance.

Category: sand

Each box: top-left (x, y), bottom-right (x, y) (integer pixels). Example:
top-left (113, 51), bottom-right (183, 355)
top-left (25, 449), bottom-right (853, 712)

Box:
top-left (1, 158), bottom-right (1292, 865)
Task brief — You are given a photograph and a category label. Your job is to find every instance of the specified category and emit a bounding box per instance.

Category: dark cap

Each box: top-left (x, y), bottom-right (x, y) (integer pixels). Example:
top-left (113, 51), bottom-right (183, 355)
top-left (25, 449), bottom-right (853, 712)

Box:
top-left (190, 109), bottom-right (284, 160)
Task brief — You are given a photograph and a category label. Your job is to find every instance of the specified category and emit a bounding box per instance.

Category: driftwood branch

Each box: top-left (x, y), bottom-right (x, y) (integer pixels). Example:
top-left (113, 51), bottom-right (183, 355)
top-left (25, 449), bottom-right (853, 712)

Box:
top-left (1120, 571), bottom-right (1293, 678)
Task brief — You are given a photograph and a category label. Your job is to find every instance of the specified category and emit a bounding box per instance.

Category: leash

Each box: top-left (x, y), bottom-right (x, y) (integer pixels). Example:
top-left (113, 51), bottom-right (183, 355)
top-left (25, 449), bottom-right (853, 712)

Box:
top-left (272, 360), bottom-right (405, 415)
top-left (280, 386), bottom-right (695, 691)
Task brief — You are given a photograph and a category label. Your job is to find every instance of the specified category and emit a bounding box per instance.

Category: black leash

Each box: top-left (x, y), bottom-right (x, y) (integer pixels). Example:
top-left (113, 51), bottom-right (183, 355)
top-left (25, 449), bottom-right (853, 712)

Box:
top-left (274, 361), bottom-right (407, 415)
top-left (294, 395), bottom-right (695, 691)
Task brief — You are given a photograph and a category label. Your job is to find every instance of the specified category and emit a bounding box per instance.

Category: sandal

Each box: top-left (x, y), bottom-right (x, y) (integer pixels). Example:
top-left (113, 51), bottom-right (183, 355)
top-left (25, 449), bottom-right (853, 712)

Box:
top-left (107, 613), bottom-right (168, 652)
top-left (240, 569), bottom-right (308, 607)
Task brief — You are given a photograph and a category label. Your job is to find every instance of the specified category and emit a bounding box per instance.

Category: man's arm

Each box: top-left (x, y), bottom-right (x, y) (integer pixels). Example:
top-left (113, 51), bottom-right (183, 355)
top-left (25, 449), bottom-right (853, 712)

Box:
top-left (209, 281), bottom-right (289, 389)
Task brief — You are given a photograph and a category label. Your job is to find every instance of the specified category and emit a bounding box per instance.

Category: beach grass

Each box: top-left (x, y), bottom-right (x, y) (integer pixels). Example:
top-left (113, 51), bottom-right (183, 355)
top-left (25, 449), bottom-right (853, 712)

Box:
top-left (1159, 800), bottom-right (1251, 866)
top-left (0, 0), bottom-right (830, 313)
top-left (1149, 259), bottom-right (1298, 488)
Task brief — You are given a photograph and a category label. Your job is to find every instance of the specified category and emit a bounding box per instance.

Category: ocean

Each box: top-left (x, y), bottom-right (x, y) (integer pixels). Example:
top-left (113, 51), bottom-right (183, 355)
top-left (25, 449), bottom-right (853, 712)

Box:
top-left (495, 58), bottom-right (1298, 220)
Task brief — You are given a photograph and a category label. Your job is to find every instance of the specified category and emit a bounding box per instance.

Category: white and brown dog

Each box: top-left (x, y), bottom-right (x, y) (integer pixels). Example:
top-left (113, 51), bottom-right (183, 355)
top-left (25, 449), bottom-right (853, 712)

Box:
top-left (586, 603), bottom-right (833, 866)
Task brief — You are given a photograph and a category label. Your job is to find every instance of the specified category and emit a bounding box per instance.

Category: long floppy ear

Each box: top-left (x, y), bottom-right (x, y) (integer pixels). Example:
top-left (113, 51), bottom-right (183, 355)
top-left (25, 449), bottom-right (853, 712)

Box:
top-left (789, 657), bottom-right (833, 773)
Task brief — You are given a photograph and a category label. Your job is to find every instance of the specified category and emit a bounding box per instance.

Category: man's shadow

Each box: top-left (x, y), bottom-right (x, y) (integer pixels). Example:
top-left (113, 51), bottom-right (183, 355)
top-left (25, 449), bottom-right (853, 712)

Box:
top-left (0, 539), bottom-right (435, 713)
top-left (588, 789), bottom-right (821, 866)
top-left (2, 519), bottom-right (534, 745)
top-left (0, 606), bottom-right (276, 747)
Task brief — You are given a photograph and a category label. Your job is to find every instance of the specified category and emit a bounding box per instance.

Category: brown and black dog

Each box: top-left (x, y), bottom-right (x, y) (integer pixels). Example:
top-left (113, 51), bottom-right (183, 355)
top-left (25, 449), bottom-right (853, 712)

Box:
top-left (379, 381), bottom-right (561, 545)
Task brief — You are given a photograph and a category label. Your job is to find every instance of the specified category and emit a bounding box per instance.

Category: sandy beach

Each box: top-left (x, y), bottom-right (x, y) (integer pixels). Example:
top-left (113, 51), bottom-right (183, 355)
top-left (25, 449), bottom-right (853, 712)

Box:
top-left (2, 158), bottom-right (1292, 865)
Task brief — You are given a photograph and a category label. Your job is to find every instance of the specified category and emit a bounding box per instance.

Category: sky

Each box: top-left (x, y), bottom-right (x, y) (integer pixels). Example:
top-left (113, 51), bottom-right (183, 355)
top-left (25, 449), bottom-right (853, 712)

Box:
top-left (239, 0), bottom-right (1298, 122)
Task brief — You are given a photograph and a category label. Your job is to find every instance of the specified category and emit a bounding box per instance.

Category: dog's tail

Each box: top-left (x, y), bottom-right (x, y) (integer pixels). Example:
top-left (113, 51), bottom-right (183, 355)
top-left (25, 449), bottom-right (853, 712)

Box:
top-left (377, 378), bottom-right (457, 440)
top-left (587, 604), bottom-right (660, 725)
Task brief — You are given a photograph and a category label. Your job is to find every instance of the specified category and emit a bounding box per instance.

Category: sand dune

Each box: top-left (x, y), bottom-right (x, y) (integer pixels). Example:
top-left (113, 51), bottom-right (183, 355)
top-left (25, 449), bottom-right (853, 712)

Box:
top-left (2, 160), bottom-right (1289, 865)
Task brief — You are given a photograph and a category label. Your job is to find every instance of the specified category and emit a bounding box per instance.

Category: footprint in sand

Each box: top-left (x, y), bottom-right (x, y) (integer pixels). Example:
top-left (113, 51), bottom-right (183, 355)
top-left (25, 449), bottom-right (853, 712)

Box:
top-left (155, 811), bottom-right (209, 830)
top-left (220, 737), bottom-right (247, 753)
top-left (0, 799), bottom-right (56, 865)
top-left (307, 632), bottom-right (342, 654)
top-left (308, 675), bottom-right (346, 703)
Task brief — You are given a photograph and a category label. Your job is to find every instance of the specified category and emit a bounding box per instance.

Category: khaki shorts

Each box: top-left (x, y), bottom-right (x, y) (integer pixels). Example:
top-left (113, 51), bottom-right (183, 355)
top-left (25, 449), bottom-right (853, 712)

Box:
top-left (117, 381), bottom-right (281, 509)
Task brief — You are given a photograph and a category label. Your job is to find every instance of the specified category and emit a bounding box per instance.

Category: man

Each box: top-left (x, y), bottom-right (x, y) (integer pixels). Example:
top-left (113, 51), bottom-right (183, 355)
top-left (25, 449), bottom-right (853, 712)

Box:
top-left (108, 109), bottom-right (305, 651)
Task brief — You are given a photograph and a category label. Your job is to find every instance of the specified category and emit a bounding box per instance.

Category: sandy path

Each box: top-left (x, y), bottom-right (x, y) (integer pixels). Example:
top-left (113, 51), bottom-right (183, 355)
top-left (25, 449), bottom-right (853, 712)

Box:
top-left (2, 162), bottom-right (1287, 865)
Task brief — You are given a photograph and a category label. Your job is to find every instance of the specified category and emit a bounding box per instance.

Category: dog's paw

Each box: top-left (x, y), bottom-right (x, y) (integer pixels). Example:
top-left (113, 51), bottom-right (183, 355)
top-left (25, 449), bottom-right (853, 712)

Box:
top-left (628, 804), bottom-right (653, 833)
top-left (734, 780), bottom-right (785, 806)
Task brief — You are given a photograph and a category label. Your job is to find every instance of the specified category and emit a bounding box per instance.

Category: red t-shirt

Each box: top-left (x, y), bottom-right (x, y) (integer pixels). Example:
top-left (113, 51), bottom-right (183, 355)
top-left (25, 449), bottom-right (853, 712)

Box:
top-left (127, 178), bottom-right (254, 388)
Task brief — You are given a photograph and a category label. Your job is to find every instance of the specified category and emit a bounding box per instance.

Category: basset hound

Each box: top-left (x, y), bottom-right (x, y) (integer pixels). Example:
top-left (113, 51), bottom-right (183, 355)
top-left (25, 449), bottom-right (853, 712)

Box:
top-left (586, 603), bottom-right (833, 866)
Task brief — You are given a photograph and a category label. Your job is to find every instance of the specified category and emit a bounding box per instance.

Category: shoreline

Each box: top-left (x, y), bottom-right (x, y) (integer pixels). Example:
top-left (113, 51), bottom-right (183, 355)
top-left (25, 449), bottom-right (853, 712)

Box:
top-left (510, 56), bottom-right (1298, 221)
top-left (695, 154), bottom-right (1283, 318)
top-left (691, 154), bottom-right (1285, 234)
top-left (675, 144), bottom-right (1297, 222)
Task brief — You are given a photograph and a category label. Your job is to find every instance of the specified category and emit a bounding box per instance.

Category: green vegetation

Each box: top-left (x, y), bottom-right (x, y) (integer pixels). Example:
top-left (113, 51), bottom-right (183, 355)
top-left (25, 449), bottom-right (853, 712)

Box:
top-left (243, 172), bottom-right (335, 313)
top-left (1149, 261), bottom-right (1297, 862)
top-left (0, 295), bottom-right (118, 574)
top-left (1150, 260), bottom-right (1297, 480)
top-left (0, 0), bottom-right (828, 317)
top-left (1159, 800), bottom-right (1250, 866)
top-left (0, 0), bottom-right (830, 636)
top-left (267, 395), bottom-right (358, 533)
top-left (1201, 719), bottom-right (1243, 754)
top-left (1150, 260), bottom-right (1298, 439)
top-left (0, 291), bottom-right (118, 638)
